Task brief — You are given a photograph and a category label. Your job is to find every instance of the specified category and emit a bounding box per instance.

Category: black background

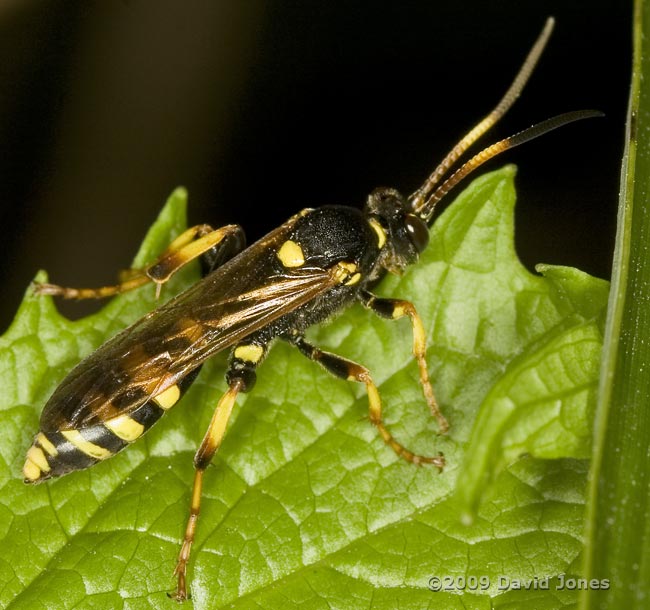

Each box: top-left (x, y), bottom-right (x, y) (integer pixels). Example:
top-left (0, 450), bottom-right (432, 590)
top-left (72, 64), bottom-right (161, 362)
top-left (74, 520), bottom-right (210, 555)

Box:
top-left (0, 1), bottom-right (630, 331)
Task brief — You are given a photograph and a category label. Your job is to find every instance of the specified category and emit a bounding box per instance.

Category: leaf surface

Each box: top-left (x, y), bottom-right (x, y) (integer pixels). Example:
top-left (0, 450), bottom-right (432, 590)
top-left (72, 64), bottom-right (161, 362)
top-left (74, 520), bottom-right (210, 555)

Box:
top-left (0, 169), bottom-right (607, 608)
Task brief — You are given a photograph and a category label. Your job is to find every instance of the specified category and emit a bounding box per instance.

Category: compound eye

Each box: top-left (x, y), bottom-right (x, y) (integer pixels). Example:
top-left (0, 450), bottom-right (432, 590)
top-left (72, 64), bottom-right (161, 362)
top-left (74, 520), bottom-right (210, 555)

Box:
top-left (405, 214), bottom-right (429, 253)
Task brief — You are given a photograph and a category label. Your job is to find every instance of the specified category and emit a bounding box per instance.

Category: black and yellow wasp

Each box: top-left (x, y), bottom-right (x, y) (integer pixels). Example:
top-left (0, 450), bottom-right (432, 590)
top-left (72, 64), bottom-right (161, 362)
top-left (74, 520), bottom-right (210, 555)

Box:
top-left (21, 18), bottom-right (598, 601)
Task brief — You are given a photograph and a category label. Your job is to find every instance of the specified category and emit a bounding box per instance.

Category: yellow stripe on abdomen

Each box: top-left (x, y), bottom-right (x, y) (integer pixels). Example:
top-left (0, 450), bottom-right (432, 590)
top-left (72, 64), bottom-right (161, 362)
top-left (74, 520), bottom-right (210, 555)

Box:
top-left (61, 430), bottom-right (113, 460)
top-left (105, 414), bottom-right (145, 442)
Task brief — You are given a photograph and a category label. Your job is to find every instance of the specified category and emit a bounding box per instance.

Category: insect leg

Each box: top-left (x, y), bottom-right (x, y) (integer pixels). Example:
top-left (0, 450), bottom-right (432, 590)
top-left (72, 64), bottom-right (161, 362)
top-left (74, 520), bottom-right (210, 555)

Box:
top-left (170, 340), bottom-right (266, 601)
top-left (360, 290), bottom-right (449, 433)
top-left (289, 334), bottom-right (445, 469)
top-left (34, 223), bottom-right (246, 299)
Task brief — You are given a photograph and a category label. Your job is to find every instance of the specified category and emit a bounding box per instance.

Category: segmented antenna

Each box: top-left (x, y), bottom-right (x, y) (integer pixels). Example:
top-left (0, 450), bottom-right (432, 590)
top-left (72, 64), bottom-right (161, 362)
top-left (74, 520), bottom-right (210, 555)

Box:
top-left (408, 17), bottom-right (555, 215)
top-left (418, 109), bottom-right (603, 220)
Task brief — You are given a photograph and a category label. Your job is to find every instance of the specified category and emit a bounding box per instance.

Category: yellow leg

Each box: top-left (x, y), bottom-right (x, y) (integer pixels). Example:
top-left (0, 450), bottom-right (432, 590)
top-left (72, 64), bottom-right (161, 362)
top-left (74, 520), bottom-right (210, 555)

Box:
top-left (361, 292), bottom-right (449, 433)
top-left (291, 335), bottom-right (445, 469)
top-left (33, 224), bottom-right (242, 300)
top-left (169, 381), bottom-right (241, 602)
top-left (351, 362), bottom-right (445, 469)
top-left (390, 300), bottom-right (448, 433)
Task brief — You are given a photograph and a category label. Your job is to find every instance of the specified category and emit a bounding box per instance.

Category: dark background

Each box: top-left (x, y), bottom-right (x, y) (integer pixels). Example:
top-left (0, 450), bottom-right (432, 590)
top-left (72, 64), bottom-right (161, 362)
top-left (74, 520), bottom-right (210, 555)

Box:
top-left (0, 1), bottom-right (630, 332)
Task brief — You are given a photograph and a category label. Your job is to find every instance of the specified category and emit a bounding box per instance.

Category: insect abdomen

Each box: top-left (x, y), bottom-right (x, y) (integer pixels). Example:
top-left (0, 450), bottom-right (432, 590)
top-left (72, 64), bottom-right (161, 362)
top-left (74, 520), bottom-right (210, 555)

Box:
top-left (23, 368), bottom-right (200, 483)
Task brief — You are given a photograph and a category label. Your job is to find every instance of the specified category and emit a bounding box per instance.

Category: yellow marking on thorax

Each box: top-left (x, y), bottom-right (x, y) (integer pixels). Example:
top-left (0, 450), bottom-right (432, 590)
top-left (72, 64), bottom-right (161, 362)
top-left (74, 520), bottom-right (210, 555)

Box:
top-left (153, 384), bottom-right (181, 410)
top-left (105, 414), bottom-right (145, 442)
top-left (334, 261), bottom-right (362, 286)
top-left (61, 430), bottom-right (112, 460)
top-left (26, 446), bottom-right (51, 472)
top-left (277, 240), bottom-right (305, 268)
top-left (37, 432), bottom-right (58, 457)
top-left (234, 344), bottom-right (265, 363)
top-left (368, 218), bottom-right (387, 249)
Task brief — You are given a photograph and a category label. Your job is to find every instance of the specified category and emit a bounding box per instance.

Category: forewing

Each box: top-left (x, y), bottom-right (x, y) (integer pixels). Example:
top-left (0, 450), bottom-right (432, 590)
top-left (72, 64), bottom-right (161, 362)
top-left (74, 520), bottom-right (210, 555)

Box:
top-left (41, 214), bottom-right (339, 430)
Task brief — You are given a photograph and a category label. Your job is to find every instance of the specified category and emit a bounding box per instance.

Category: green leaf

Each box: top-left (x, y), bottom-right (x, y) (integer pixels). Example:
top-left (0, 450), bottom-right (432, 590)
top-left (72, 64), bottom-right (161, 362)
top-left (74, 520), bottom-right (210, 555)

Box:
top-left (0, 168), bottom-right (607, 609)
top-left (579, 2), bottom-right (650, 608)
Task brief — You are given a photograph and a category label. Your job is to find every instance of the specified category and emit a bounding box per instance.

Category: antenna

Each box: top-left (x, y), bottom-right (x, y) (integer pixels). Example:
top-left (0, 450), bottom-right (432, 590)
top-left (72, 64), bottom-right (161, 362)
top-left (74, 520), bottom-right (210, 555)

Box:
top-left (408, 17), bottom-right (555, 215)
top-left (418, 110), bottom-right (604, 221)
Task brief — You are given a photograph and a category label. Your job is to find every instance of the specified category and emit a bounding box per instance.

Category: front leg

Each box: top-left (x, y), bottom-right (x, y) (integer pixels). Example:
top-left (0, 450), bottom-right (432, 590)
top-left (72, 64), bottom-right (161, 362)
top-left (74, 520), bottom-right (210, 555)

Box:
top-left (288, 334), bottom-right (444, 468)
top-left (359, 290), bottom-right (449, 433)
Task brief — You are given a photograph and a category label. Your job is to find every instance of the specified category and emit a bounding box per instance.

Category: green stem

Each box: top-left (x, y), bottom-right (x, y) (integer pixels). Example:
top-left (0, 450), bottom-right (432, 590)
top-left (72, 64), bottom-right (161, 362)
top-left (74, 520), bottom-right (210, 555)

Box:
top-left (581, 1), bottom-right (650, 608)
